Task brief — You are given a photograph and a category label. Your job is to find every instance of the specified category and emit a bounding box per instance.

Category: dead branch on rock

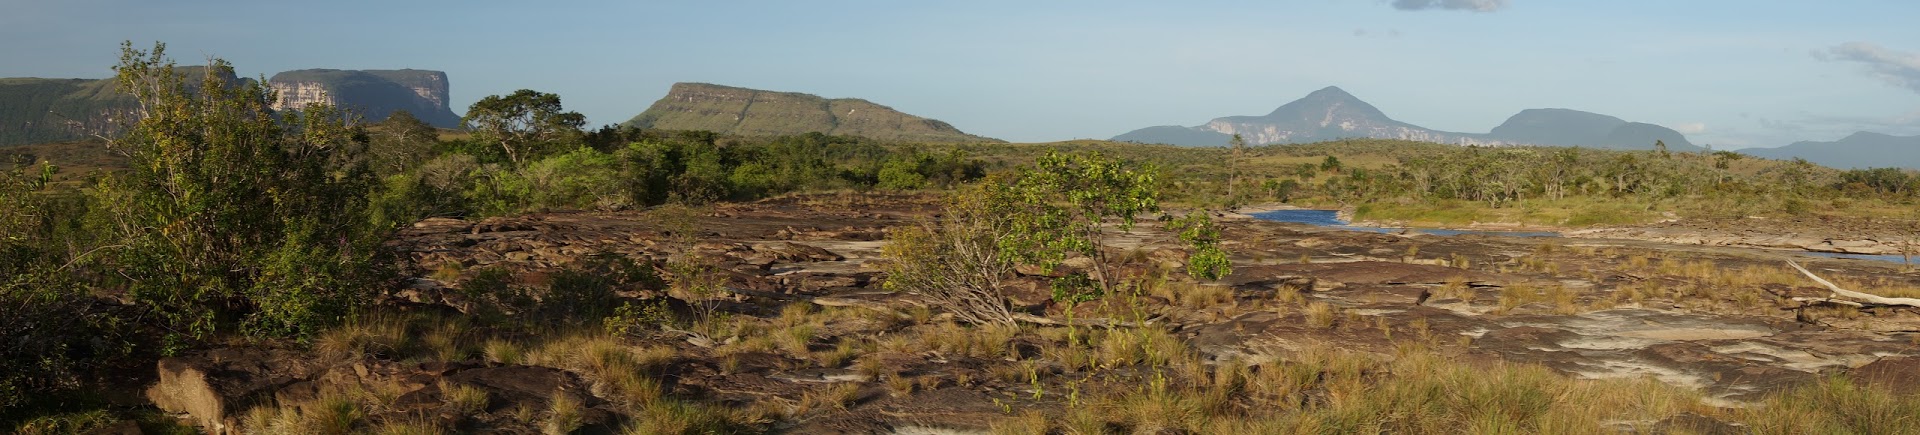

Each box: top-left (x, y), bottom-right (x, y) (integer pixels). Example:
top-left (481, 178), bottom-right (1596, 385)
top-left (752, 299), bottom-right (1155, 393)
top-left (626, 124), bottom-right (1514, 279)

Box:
top-left (1787, 259), bottom-right (1920, 308)
top-left (879, 198), bottom-right (1022, 326)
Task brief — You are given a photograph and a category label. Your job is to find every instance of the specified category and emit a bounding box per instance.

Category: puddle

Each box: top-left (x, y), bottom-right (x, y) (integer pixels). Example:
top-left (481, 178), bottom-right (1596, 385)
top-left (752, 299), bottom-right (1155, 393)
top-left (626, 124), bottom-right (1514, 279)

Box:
top-left (1251, 209), bottom-right (1561, 237)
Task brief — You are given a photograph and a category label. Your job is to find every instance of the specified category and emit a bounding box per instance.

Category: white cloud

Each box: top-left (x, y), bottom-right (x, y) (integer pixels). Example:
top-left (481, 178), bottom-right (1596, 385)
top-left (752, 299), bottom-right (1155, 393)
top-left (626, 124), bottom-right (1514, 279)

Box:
top-left (1672, 122), bottom-right (1708, 135)
top-left (1390, 0), bottom-right (1509, 12)
top-left (1820, 42), bottom-right (1920, 93)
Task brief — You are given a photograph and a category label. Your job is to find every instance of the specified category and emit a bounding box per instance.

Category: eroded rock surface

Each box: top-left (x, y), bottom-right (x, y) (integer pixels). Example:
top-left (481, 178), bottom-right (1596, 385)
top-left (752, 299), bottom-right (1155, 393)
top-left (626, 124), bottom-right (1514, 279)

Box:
top-left (151, 193), bottom-right (1920, 433)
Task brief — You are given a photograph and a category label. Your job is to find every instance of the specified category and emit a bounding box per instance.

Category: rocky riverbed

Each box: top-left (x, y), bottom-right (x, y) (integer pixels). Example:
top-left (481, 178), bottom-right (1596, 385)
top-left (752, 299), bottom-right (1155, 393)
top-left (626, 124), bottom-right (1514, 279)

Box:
top-left (139, 193), bottom-right (1920, 433)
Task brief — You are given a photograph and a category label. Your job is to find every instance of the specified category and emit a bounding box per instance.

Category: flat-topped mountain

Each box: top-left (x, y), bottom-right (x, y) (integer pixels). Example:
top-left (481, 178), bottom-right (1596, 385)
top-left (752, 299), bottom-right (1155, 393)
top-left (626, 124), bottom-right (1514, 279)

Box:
top-left (268, 69), bottom-right (459, 128)
top-left (623, 83), bottom-right (998, 143)
top-left (1113, 87), bottom-right (1698, 151)
top-left (1741, 132), bottom-right (1920, 170)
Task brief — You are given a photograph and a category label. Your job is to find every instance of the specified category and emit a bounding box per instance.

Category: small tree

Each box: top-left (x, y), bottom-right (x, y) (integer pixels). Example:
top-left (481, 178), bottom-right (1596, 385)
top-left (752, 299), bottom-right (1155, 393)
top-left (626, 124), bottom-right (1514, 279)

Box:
top-left (882, 184), bottom-right (1021, 326)
top-left (96, 42), bottom-right (385, 341)
top-left (885, 151), bottom-right (1231, 323)
top-left (364, 109), bottom-right (439, 177)
top-left (993, 151), bottom-right (1160, 297)
top-left (1167, 211), bottom-right (1232, 281)
top-left (463, 89), bottom-right (585, 165)
top-left (1228, 134), bottom-right (1246, 202)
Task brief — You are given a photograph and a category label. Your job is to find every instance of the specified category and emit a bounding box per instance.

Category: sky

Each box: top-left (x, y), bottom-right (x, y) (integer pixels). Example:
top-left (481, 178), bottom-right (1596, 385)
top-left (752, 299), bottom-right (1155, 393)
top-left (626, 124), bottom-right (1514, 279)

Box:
top-left (4, 0), bottom-right (1919, 149)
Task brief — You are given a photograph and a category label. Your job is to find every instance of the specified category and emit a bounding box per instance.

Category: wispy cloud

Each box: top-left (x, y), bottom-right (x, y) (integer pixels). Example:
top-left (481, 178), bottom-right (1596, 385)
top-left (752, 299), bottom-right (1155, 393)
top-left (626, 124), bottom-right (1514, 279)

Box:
top-left (1820, 42), bottom-right (1920, 93)
top-left (1390, 0), bottom-right (1509, 12)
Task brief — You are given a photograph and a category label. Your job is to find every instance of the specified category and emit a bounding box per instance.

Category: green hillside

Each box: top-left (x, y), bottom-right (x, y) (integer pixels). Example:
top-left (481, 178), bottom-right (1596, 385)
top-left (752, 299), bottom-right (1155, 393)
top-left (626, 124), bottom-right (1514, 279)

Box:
top-left (623, 82), bottom-right (999, 143)
top-left (0, 77), bottom-right (132, 146)
top-left (0, 66), bottom-right (233, 147)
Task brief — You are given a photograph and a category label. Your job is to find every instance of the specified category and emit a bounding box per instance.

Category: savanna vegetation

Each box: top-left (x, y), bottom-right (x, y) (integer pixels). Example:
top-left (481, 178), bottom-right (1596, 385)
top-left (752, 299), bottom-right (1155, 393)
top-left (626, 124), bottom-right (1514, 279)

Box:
top-left (6, 41), bottom-right (1920, 434)
top-left (953, 138), bottom-right (1920, 227)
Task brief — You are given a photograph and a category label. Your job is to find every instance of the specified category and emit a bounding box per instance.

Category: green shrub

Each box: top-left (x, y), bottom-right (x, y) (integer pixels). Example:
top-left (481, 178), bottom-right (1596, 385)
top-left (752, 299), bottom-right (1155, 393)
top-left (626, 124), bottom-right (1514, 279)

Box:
top-left (524, 147), bottom-right (623, 210)
top-left (95, 43), bottom-right (384, 342)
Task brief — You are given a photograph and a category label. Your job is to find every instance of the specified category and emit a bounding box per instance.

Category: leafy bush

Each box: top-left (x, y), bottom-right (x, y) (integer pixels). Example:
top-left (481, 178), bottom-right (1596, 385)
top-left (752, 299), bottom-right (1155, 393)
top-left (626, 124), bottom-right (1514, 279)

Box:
top-left (882, 185), bottom-right (1022, 326)
top-left (540, 252), bottom-right (662, 323)
top-left (523, 147), bottom-right (623, 210)
top-left (93, 43), bottom-right (386, 342)
top-left (1167, 211), bottom-right (1231, 281)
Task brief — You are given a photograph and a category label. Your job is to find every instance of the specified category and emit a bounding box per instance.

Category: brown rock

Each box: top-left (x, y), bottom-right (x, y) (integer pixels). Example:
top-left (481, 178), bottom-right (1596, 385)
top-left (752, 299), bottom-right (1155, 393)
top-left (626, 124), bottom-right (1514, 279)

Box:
top-left (1853, 356), bottom-right (1920, 391)
top-left (145, 348), bottom-right (317, 434)
top-left (750, 241), bottom-right (845, 262)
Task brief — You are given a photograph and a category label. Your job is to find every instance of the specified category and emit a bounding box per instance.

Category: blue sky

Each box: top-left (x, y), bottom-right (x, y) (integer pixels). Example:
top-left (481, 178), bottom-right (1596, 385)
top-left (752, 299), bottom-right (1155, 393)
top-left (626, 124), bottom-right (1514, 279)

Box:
top-left (4, 0), bottom-right (1918, 149)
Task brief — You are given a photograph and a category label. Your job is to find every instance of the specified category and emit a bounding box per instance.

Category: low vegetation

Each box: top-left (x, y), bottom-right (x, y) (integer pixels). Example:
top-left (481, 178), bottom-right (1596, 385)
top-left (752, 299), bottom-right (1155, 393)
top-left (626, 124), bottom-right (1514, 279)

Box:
top-left (5, 40), bottom-right (1920, 433)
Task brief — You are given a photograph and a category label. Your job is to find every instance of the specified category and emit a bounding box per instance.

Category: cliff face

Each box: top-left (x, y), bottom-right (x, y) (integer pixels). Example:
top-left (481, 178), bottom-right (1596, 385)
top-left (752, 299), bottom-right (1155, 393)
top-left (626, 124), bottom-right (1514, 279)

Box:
top-left (267, 69), bottom-right (459, 128)
top-left (624, 83), bottom-right (998, 143)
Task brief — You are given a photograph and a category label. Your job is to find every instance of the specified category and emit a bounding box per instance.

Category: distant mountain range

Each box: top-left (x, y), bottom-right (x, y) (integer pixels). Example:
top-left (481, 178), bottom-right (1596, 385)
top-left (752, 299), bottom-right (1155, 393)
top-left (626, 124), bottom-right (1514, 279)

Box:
top-left (1114, 86), bottom-right (1701, 152)
top-left (1739, 132), bottom-right (1920, 170)
top-left (0, 68), bottom-right (456, 147)
top-left (623, 83), bottom-right (998, 143)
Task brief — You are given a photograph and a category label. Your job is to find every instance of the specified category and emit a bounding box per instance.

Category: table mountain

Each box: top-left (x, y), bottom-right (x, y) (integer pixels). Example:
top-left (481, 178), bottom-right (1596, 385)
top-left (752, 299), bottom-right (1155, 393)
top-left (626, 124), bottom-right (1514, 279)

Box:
top-left (623, 83), bottom-right (998, 143)
top-left (268, 69), bottom-right (460, 128)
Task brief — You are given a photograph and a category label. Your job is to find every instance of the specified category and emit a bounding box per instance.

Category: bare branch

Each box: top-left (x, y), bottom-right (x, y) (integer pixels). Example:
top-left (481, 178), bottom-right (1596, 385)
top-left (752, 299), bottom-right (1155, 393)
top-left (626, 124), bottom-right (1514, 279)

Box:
top-left (1787, 259), bottom-right (1920, 307)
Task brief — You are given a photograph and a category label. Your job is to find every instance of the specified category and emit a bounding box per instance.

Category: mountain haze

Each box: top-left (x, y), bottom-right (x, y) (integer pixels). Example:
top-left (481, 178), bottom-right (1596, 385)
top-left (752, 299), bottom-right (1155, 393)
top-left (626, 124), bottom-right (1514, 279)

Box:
top-left (1740, 132), bottom-right (1920, 170)
top-left (1114, 87), bottom-right (1699, 151)
top-left (1117, 87), bottom-right (1491, 146)
top-left (624, 83), bottom-right (998, 143)
top-left (1485, 109), bottom-right (1699, 151)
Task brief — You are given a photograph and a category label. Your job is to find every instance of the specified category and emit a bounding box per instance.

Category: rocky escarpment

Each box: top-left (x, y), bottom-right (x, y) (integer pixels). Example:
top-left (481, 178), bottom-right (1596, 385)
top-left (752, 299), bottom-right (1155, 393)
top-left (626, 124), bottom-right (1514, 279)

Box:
top-left (623, 82), bottom-right (999, 143)
top-left (268, 69), bottom-right (460, 128)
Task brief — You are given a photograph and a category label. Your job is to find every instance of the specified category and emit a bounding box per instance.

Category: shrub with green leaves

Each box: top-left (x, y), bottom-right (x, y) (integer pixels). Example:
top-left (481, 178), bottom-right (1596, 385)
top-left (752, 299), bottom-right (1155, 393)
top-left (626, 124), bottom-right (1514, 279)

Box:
top-left (91, 42), bottom-right (387, 341)
top-left (1167, 211), bottom-right (1232, 281)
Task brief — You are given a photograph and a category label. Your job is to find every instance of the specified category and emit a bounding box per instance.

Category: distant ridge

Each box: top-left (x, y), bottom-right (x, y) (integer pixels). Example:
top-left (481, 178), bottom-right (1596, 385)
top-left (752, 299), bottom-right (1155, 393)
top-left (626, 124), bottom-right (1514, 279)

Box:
top-left (623, 83), bottom-right (998, 143)
top-left (1113, 86), bottom-right (1699, 151)
top-left (1740, 132), bottom-right (1920, 170)
top-left (1, 66), bottom-right (458, 146)
top-left (0, 66), bottom-right (232, 146)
